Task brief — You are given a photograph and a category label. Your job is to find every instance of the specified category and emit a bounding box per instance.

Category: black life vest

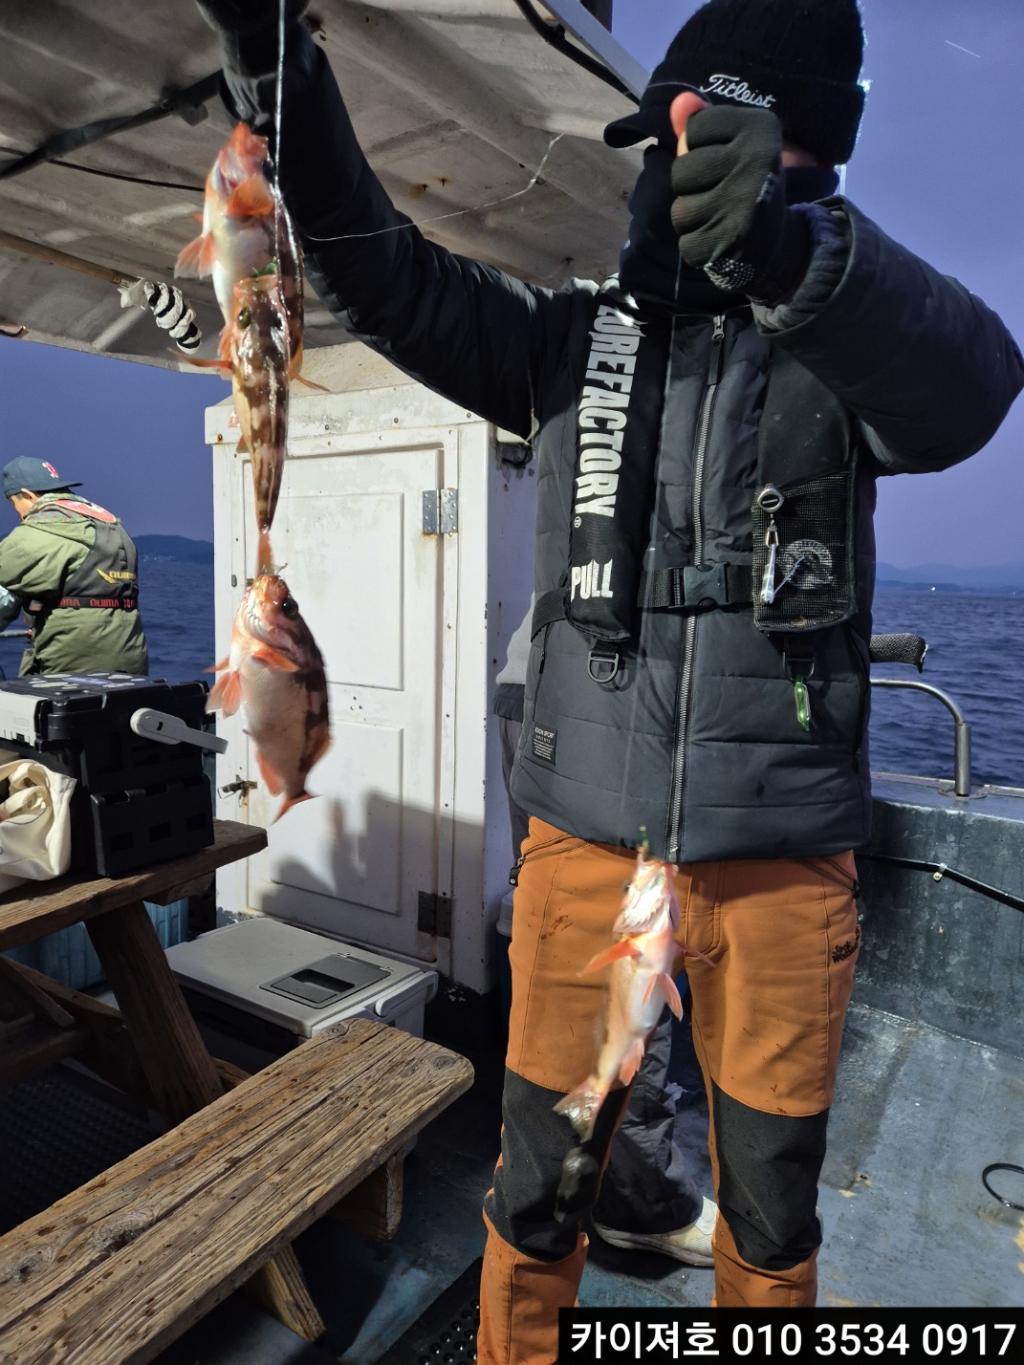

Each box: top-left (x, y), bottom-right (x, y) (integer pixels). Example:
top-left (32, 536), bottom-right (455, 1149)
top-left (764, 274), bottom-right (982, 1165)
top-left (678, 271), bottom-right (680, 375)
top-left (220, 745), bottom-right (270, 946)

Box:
top-left (27, 498), bottom-right (140, 613)
top-left (537, 290), bottom-right (858, 666)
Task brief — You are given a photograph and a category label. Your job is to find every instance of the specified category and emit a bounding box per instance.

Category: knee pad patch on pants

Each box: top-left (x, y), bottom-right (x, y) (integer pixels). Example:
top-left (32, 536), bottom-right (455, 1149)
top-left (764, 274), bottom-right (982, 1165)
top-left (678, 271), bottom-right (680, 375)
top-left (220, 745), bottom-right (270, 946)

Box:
top-left (713, 1082), bottom-right (828, 1271)
top-left (487, 1069), bottom-right (629, 1261)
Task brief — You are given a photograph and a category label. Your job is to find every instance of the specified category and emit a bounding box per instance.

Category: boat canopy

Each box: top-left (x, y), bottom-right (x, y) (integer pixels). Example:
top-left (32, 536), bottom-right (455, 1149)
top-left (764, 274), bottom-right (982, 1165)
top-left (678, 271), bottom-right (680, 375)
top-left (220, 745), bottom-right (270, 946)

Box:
top-left (0, 0), bottom-right (647, 367)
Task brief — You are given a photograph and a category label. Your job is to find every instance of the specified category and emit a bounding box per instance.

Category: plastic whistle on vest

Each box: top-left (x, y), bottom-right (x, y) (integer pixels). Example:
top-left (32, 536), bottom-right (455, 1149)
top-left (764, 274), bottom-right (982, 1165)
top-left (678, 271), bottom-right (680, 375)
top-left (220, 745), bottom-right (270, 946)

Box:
top-left (554, 838), bottom-right (686, 1142)
top-left (207, 574), bottom-right (330, 822)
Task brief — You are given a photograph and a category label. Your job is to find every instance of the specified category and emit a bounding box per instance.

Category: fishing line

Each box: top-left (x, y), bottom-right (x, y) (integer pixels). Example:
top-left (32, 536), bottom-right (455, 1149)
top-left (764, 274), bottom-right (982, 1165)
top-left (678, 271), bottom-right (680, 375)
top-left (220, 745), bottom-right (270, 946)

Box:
top-left (273, 0), bottom-right (286, 267)
top-left (301, 133), bottom-right (566, 244)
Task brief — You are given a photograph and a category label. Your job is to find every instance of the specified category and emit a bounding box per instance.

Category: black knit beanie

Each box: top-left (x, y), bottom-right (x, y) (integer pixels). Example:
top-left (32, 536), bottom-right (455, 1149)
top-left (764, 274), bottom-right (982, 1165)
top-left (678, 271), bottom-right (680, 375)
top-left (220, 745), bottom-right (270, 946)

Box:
top-left (606, 0), bottom-right (866, 166)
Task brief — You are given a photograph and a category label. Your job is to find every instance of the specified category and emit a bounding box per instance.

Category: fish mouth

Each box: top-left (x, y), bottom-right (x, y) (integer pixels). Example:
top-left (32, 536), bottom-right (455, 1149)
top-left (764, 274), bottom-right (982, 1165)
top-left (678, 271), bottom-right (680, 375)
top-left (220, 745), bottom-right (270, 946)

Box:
top-left (244, 576), bottom-right (301, 662)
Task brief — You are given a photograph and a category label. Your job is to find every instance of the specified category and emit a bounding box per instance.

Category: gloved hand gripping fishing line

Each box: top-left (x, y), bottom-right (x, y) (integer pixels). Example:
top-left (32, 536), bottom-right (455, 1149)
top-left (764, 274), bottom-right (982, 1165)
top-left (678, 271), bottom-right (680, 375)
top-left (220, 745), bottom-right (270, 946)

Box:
top-left (196, 0), bottom-right (309, 75)
top-left (670, 105), bottom-right (813, 305)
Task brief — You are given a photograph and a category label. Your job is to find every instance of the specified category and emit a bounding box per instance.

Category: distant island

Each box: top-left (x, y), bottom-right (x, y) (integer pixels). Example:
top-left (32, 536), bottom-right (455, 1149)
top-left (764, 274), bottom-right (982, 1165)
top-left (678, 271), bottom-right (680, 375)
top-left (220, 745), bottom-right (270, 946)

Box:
top-left (877, 562), bottom-right (1024, 593)
top-left (135, 535), bottom-right (213, 564)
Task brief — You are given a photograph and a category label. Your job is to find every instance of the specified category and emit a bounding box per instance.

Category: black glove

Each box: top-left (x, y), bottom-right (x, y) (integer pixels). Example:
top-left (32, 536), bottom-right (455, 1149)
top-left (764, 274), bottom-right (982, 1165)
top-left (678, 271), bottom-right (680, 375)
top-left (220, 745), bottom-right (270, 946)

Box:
top-left (670, 105), bottom-right (812, 305)
top-left (196, 0), bottom-right (309, 75)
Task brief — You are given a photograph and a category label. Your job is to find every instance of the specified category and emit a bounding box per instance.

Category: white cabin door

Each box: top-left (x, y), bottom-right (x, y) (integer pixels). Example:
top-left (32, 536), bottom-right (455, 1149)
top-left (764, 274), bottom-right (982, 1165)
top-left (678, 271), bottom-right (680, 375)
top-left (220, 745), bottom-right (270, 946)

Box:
top-left (226, 429), bottom-right (454, 960)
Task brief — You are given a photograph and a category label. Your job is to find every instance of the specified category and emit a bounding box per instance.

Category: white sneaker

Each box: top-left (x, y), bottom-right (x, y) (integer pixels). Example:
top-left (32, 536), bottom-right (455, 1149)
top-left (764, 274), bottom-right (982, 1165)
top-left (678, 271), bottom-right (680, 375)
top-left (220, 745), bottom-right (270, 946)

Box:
top-left (592, 1196), bottom-right (717, 1267)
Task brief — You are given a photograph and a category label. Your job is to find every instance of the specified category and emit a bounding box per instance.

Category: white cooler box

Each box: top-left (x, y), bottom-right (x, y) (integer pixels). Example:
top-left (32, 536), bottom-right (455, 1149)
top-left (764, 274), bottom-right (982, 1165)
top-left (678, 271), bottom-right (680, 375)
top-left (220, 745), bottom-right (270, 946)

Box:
top-left (166, 917), bottom-right (438, 1076)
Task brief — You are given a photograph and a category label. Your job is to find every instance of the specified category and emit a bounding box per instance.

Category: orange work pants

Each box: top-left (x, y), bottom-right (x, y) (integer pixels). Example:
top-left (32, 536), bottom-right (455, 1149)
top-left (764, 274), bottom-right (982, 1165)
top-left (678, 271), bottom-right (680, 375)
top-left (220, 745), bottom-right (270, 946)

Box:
top-left (478, 819), bottom-right (860, 1363)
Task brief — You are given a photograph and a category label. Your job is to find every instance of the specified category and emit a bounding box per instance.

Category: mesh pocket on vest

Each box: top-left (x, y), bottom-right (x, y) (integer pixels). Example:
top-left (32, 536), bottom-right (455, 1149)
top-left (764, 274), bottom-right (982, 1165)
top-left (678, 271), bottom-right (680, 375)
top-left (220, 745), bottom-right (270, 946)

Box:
top-left (751, 471), bottom-right (855, 633)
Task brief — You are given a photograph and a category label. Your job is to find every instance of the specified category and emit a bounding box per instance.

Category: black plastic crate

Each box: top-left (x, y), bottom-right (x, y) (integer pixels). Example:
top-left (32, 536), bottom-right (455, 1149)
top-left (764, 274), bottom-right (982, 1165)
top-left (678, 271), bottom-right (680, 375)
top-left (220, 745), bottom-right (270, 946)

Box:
top-left (0, 675), bottom-right (215, 878)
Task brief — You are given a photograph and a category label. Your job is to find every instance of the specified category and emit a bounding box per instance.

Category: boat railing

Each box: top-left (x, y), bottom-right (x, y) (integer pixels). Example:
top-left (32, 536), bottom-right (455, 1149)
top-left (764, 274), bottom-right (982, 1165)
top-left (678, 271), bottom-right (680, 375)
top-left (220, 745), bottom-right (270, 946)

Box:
top-left (869, 632), bottom-right (972, 797)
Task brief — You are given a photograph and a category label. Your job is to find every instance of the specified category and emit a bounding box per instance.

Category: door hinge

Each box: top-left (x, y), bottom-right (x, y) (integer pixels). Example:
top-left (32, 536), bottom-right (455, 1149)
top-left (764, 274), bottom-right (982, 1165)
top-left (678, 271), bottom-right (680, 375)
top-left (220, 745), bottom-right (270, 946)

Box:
top-left (417, 891), bottom-right (453, 938)
top-left (422, 488), bottom-right (458, 535)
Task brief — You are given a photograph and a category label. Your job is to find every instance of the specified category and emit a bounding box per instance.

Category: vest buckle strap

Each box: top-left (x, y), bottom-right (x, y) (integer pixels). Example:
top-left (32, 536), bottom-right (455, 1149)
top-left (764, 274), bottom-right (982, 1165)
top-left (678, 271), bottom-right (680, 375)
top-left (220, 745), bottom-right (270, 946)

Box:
top-left (639, 562), bottom-right (753, 612)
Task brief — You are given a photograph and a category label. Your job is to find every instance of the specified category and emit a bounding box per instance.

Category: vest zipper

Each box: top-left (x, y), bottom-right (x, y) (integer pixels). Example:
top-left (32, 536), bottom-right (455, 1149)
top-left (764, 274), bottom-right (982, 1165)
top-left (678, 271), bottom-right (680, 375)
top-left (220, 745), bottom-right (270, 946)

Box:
top-left (667, 313), bottom-right (727, 862)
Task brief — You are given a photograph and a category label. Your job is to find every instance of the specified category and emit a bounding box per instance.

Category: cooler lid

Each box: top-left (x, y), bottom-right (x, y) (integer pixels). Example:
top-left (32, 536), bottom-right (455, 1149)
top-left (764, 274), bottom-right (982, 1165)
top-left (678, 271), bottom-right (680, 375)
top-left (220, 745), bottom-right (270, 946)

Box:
top-left (167, 916), bottom-right (428, 1035)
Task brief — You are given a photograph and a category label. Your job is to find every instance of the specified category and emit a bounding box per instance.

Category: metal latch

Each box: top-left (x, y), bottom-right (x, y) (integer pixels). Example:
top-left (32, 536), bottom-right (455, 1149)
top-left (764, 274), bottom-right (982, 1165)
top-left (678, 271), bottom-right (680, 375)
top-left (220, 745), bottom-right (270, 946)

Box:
top-left (417, 891), bottom-right (453, 937)
top-left (130, 707), bottom-right (228, 755)
top-left (422, 489), bottom-right (458, 535)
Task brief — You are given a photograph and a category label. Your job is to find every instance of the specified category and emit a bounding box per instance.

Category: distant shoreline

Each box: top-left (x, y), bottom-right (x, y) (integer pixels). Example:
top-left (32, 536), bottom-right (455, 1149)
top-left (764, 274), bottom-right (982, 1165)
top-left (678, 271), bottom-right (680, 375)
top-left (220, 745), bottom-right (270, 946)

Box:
top-left (877, 580), bottom-right (1023, 595)
top-left (134, 537), bottom-right (1024, 594)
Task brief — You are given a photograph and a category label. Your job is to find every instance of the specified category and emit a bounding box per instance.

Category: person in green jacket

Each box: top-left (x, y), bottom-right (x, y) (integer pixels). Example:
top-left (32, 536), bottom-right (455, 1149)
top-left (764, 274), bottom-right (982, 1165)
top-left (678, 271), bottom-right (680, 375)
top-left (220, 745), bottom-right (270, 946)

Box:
top-left (0, 458), bottom-right (148, 677)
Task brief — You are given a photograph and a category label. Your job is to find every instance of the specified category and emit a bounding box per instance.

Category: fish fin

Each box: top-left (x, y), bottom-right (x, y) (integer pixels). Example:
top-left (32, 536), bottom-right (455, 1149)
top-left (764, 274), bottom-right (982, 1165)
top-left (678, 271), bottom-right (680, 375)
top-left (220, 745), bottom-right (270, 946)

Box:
top-left (207, 669), bottom-right (242, 717)
top-left (193, 210), bottom-right (205, 224)
top-left (660, 973), bottom-right (684, 1021)
top-left (227, 173), bottom-right (275, 219)
top-left (618, 1040), bottom-right (645, 1087)
top-left (218, 325), bottom-right (231, 361)
top-left (175, 232), bottom-right (217, 278)
top-left (582, 939), bottom-right (641, 975)
top-left (553, 1079), bottom-right (605, 1143)
top-left (256, 749), bottom-right (284, 796)
top-left (250, 643), bottom-right (301, 672)
top-left (293, 372), bottom-right (330, 393)
top-left (173, 351), bottom-right (230, 371)
top-left (206, 655), bottom-right (229, 674)
top-left (235, 430), bottom-right (249, 453)
top-left (275, 790), bottom-right (315, 822)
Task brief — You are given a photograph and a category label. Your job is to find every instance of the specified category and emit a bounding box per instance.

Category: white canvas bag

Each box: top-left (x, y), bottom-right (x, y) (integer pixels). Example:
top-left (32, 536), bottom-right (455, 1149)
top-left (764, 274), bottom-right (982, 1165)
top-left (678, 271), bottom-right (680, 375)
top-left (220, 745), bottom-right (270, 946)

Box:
top-left (0, 751), bottom-right (76, 884)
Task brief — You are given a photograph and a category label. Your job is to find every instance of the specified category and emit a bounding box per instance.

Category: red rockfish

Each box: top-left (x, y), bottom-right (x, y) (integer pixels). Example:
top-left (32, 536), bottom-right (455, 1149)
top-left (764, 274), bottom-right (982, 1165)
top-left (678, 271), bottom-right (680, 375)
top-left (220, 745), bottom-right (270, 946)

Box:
top-left (175, 122), bottom-right (305, 375)
top-left (208, 574), bottom-right (330, 821)
top-left (555, 844), bottom-right (686, 1142)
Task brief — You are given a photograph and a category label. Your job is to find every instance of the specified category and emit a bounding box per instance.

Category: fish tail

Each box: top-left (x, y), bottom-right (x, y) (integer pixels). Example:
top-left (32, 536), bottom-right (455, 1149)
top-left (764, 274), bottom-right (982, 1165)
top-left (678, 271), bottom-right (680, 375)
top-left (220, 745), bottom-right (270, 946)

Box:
top-left (553, 1079), bottom-right (607, 1143)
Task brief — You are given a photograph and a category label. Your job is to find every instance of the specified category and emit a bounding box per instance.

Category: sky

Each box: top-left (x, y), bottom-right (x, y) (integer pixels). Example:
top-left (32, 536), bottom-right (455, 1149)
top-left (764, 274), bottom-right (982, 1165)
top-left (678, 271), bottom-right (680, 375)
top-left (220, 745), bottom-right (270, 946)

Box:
top-left (1, 0), bottom-right (1022, 566)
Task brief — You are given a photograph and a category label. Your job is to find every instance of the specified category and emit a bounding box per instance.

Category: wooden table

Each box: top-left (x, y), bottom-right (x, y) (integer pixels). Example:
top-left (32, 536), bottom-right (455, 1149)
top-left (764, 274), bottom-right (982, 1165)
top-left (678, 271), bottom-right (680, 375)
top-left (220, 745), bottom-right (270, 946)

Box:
top-left (0, 819), bottom-right (326, 1342)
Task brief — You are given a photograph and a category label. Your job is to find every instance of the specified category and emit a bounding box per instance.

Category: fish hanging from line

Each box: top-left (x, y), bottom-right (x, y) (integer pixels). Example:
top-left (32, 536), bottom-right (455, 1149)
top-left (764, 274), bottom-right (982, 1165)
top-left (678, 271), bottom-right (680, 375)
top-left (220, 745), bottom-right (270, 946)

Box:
top-left (208, 573), bottom-right (330, 822)
top-left (181, 269), bottom-right (290, 574)
top-left (231, 270), bottom-right (290, 574)
top-left (174, 122), bottom-right (306, 376)
top-left (554, 837), bottom-right (697, 1143)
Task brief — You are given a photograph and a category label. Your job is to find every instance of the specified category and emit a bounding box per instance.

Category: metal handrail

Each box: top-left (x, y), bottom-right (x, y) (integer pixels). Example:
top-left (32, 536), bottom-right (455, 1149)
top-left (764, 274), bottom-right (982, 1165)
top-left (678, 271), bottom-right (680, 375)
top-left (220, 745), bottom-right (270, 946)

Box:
top-left (0, 630), bottom-right (30, 639)
top-left (870, 677), bottom-right (972, 798)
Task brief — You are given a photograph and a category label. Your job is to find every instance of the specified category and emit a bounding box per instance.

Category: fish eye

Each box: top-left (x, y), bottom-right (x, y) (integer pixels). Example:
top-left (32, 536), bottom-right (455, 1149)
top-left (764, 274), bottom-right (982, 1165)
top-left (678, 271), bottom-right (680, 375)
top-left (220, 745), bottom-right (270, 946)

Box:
top-left (237, 305), bottom-right (252, 328)
top-left (281, 596), bottom-right (299, 619)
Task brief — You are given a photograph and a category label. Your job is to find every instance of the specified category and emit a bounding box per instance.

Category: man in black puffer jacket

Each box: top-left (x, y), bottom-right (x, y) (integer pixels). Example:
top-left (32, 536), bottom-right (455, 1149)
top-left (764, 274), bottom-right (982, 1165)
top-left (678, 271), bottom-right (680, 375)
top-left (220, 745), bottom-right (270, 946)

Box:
top-left (196, 0), bottom-right (1023, 1351)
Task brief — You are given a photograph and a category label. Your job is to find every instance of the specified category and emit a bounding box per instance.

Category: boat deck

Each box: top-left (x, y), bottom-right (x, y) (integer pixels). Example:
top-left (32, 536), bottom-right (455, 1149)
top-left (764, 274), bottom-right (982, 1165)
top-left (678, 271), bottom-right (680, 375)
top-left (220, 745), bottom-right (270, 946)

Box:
top-left (1, 996), bottom-right (1020, 1362)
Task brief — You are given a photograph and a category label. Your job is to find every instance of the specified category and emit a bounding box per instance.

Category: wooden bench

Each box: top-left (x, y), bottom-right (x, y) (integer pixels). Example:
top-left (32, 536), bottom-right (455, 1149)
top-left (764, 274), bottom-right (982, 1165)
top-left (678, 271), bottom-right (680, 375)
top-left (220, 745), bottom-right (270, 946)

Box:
top-left (0, 1018), bottom-right (474, 1364)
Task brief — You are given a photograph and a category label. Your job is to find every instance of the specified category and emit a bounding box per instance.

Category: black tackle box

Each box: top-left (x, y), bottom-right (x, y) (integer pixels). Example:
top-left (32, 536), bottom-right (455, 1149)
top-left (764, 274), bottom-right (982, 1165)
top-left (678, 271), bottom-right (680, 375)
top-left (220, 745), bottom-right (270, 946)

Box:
top-left (0, 674), bottom-right (215, 879)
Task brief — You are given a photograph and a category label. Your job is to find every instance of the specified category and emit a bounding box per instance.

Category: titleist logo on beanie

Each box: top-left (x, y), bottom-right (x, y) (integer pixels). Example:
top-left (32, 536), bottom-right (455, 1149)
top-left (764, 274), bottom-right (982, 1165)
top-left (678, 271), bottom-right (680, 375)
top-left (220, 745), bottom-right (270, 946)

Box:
top-left (605, 0), bottom-right (867, 167)
top-left (700, 74), bottom-right (777, 109)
